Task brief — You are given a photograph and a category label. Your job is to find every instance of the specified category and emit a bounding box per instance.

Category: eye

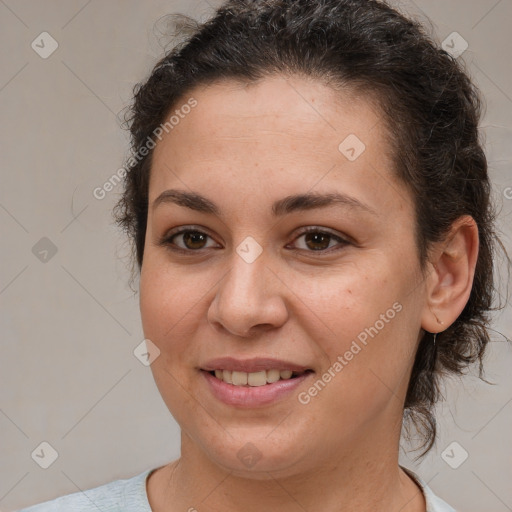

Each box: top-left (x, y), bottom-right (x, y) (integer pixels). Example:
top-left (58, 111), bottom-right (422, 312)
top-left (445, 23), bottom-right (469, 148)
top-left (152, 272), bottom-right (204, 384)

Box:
top-left (160, 227), bottom-right (220, 252)
top-left (159, 226), bottom-right (351, 255)
top-left (288, 227), bottom-right (350, 253)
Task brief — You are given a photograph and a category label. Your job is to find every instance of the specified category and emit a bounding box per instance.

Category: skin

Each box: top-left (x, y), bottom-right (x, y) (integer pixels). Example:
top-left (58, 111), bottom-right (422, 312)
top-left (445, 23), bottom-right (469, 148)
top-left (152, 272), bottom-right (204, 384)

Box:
top-left (139, 75), bottom-right (479, 512)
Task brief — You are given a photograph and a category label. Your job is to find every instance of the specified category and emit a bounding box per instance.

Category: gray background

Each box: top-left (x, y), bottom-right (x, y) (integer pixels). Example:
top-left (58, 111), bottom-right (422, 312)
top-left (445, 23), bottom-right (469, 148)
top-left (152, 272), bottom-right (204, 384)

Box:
top-left (0, 1), bottom-right (511, 510)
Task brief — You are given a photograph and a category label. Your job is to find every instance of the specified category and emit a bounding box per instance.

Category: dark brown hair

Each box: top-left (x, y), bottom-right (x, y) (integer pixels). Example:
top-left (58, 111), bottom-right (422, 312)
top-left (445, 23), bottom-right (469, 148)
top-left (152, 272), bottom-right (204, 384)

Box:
top-left (115, 0), bottom-right (500, 456)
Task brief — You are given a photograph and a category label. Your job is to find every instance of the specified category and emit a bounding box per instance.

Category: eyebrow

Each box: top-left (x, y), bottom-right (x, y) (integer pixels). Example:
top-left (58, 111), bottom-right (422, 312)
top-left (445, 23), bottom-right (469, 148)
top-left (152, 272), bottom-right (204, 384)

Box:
top-left (152, 189), bottom-right (377, 217)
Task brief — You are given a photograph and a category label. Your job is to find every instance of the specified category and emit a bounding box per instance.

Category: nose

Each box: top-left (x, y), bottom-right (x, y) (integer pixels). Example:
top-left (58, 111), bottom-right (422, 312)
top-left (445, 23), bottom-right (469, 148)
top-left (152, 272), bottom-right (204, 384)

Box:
top-left (207, 245), bottom-right (289, 338)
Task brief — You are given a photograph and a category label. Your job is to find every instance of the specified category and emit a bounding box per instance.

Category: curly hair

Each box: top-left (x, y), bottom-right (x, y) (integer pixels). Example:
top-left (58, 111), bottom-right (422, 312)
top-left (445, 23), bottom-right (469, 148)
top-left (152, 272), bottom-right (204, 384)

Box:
top-left (114, 0), bottom-right (500, 456)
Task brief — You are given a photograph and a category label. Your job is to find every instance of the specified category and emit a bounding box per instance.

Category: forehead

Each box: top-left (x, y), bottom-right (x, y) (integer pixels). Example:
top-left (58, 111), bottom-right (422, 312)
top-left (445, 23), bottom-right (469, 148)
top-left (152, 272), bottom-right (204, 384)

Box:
top-left (149, 75), bottom-right (406, 214)
top-left (155, 75), bottom-right (387, 149)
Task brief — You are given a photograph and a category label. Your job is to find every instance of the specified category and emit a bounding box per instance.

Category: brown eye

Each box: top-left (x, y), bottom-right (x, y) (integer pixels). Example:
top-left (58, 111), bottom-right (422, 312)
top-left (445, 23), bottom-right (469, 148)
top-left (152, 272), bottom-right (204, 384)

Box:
top-left (180, 231), bottom-right (209, 250)
top-left (303, 232), bottom-right (332, 251)
top-left (161, 228), bottom-right (220, 252)
top-left (290, 227), bottom-right (350, 253)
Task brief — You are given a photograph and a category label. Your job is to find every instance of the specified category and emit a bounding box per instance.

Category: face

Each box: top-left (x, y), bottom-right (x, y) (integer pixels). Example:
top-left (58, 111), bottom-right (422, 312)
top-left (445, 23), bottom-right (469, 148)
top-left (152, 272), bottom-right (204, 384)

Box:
top-left (140, 76), bottom-right (428, 477)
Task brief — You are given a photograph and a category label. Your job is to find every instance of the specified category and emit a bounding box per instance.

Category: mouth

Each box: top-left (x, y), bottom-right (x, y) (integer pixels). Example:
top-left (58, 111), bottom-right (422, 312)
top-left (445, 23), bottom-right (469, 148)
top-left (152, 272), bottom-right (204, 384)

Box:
top-left (199, 357), bottom-right (315, 406)
top-left (206, 368), bottom-right (314, 387)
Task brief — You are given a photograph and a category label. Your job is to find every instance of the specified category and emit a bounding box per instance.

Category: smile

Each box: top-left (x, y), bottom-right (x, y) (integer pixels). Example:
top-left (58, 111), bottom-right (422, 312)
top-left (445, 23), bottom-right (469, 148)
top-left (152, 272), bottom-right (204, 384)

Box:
top-left (209, 369), bottom-right (311, 386)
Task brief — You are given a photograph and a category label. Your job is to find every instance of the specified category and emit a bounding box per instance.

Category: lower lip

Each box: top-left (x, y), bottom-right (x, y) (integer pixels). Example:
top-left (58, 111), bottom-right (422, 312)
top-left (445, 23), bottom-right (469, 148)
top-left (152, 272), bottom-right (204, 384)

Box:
top-left (201, 370), bottom-right (313, 407)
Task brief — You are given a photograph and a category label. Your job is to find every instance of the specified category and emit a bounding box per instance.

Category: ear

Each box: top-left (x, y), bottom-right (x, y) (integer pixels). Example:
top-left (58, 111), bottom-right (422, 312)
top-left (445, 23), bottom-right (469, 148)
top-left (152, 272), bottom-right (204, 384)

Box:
top-left (421, 215), bottom-right (479, 333)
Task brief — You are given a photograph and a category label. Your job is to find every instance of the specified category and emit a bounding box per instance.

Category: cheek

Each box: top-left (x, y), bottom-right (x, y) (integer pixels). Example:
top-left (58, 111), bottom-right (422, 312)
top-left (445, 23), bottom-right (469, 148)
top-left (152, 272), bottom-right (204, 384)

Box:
top-left (294, 261), bottom-right (419, 397)
top-left (139, 257), bottom-right (204, 359)
top-left (290, 266), bottom-right (396, 352)
top-left (139, 259), bottom-right (206, 421)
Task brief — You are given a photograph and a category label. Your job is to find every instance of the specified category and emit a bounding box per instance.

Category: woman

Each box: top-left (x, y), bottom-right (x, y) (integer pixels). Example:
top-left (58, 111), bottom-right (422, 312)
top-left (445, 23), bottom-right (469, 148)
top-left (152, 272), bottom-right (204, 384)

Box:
top-left (19, 0), bottom-right (498, 510)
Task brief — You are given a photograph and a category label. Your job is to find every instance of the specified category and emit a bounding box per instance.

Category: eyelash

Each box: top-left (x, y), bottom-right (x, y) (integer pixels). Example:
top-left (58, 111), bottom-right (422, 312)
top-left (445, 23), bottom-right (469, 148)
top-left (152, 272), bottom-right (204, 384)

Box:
top-left (159, 226), bottom-right (351, 255)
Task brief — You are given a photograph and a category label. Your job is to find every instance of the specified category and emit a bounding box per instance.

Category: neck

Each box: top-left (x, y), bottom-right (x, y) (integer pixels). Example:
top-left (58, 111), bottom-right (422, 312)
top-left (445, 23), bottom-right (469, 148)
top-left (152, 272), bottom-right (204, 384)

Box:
top-left (147, 420), bottom-right (426, 512)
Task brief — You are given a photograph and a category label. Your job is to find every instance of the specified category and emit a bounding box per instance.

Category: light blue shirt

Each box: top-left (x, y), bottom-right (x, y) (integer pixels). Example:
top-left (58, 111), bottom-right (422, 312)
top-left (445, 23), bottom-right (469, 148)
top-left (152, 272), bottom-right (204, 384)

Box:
top-left (17, 466), bottom-right (455, 511)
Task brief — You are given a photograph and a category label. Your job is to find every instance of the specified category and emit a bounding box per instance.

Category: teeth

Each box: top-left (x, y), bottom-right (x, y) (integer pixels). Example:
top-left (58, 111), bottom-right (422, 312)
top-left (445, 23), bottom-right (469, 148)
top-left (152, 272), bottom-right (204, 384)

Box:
top-left (212, 369), bottom-right (302, 386)
top-left (267, 369), bottom-right (280, 383)
top-left (280, 370), bottom-right (293, 379)
top-left (247, 371), bottom-right (267, 387)
top-left (232, 371), bottom-right (248, 386)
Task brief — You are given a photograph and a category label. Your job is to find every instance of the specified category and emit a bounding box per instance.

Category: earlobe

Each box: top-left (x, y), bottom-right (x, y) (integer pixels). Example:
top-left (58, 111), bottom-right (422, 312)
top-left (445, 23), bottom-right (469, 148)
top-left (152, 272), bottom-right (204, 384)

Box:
top-left (421, 215), bottom-right (479, 334)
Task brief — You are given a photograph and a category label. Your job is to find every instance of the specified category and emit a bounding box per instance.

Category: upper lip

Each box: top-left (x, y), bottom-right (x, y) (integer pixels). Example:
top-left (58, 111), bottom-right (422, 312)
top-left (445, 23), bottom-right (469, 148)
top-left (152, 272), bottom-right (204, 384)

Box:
top-left (200, 357), bottom-right (312, 373)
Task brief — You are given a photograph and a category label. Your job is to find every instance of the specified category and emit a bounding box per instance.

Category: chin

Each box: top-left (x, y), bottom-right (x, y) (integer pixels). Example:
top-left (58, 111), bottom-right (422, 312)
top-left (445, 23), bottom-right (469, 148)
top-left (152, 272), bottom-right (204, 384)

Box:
top-left (201, 431), bottom-right (313, 479)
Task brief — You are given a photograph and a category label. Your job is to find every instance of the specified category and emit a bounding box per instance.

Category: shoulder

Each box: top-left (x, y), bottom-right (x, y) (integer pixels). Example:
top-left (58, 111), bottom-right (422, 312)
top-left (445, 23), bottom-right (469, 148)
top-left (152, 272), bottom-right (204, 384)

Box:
top-left (16, 468), bottom-right (154, 512)
top-left (401, 466), bottom-right (456, 512)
